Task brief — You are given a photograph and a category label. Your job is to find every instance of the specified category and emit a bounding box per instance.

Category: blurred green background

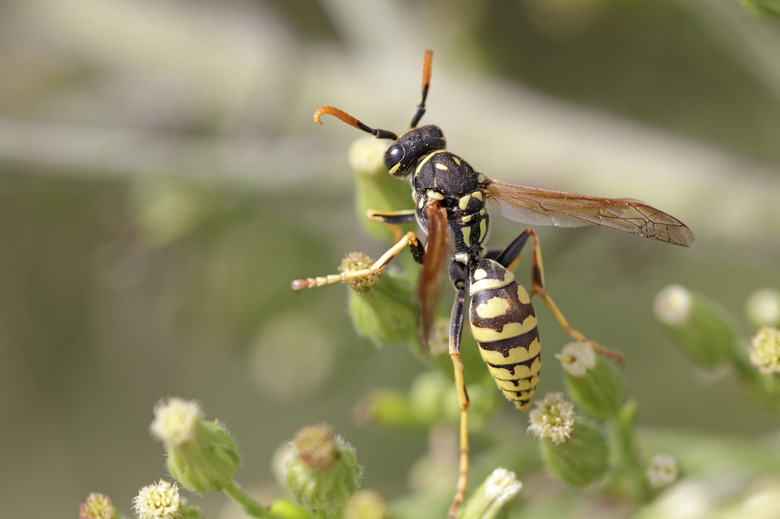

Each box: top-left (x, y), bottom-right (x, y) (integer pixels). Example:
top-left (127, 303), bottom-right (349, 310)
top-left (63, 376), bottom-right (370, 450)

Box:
top-left (1, 0), bottom-right (779, 517)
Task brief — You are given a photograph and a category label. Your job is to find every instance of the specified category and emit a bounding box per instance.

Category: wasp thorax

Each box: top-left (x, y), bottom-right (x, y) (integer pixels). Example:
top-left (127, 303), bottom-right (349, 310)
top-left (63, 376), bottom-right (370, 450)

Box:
top-left (384, 125), bottom-right (446, 177)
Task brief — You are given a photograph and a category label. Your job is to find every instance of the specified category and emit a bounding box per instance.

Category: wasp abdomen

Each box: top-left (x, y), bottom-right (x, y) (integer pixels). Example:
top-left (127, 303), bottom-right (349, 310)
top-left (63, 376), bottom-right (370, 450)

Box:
top-left (469, 259), bottom-right (541, 410)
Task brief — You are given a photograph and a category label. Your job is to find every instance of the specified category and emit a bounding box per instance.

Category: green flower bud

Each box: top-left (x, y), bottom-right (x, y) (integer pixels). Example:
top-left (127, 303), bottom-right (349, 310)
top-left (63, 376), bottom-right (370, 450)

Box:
top-left (150, 397), bottom-right (240, 493)
top-left (558, 342), bottom-right (626, 419)
top-left (80, 493), bottom-right (117, 519)
top-left (132, 480), bottom-right (181, 519)
top-left (746, 289), bottom-right (780, 329)
top-left (340, 253), bottom-right (420, 348)
top-left (285, 424), bottom-right (361, 514)
top-left (349, 137), bottom-right (413, 242)
top-left (459, 468), bottom-right (523, 519)
top-left (344, 490), bottom-right (388, 519)
top-left (529, 393), bottom-right (608, 486)
top-left (654, 285), bottom-right (740, 367)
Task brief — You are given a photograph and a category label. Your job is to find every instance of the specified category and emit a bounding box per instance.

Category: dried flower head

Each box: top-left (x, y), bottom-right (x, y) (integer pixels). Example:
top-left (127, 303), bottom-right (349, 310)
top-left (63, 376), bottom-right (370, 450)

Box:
top-left (527, 393), bottom-right (576, 445)
top-left (132, 480), bottom-right (180, 519)
top-left (79, 493), bottom-right (117, 519)
top-left (339, 252), bottom-right (379, 291)
top-left (749, 327), bottom-right (780, 375)
top-left (150, 397), bottom-right (204, 448)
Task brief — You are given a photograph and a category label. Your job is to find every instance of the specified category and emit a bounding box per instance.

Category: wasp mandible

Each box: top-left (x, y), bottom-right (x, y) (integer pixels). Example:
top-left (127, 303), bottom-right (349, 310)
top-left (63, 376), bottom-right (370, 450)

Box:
top-left (292, 50), bottom-right (694, 518)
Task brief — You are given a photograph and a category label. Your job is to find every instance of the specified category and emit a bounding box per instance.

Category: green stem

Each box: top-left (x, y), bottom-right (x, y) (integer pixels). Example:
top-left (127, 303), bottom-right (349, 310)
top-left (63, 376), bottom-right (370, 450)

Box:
top-left (608, 401), bottom-right (649, 502)
top-left (223, 480), bottom-right (284, 519)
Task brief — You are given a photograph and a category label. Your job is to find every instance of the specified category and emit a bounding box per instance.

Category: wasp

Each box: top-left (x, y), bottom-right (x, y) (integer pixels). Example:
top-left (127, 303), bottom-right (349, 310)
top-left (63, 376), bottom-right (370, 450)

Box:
top-left (292, 50), bottom-right (693, 517)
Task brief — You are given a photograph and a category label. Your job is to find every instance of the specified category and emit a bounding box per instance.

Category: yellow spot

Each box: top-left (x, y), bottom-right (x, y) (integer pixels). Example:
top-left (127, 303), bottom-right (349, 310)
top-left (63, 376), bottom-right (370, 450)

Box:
top-left (453, 157), bottom-right (462, 166)
top-left (461, 214), bottom-right (473, 223)
top-left (461, 226), bottom-right (471, 246)
top-left (475, 296), bottom-right (511, 319)
top-left (480, 218), bottom-right (487, 241)
top-left (477, 173), bottom-right (486, 183)
top-left (418, 197), bottom-right (425, 209)
top-left (455, 252), bottom-right (469, 264)
top-left (473, 191), bottom-right (483, 201)
top-left (458, 194), bottom-right (472, 211)
top-left (471, 316), bottom-right (538, 344)
top-left (389, 164), bottom-right (400, 175)
top-left (517, 285), bottom-right (531, 304)
top-left (473, 268), bottom-right (488, 280)
top-left (427, 190), bottom-right (444, 201)
top-left (435, 163), bottom-right (449, 170)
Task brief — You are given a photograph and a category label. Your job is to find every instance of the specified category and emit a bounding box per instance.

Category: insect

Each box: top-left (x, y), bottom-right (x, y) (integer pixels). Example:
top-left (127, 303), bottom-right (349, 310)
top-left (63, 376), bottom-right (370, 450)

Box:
top-left (292, 50), bottom-right (694, 517)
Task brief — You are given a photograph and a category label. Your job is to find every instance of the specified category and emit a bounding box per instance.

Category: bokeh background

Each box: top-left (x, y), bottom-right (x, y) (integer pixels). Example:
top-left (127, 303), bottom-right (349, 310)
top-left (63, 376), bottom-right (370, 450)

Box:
top-left (1, 0), bottom-right (779, 517)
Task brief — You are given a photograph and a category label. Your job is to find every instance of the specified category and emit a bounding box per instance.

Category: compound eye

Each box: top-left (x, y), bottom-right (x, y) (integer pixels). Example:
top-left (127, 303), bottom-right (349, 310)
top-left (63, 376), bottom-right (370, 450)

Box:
top-left (384, 144), bottom-right (406, 174)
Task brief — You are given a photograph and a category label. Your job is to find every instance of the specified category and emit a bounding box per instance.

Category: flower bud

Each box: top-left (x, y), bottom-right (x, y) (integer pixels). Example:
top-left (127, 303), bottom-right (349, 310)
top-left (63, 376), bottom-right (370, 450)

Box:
top-left (746, 289), bottom-right (780, 329)
top-left (459, 468), bottom-right (523, 519)
top-left (132, 480), bottom-right (181, 519)
top-left (344, 489), bottom-right (388, 519)
top-left (654, 285), bottom-right (739, 367)
top-left (340, 253), bottom-right (420, 348)
top-left (150, 397), bottom-right (240, 493)
top-left (558, 342), bottom-right (626, 419)
top-left (285, 424), bottom-right (361, 514)
top-left (80, 493), bottom-right (117, 519)
top-left (529, 393), bottom-right (608, 486)
top-left (349, 137), bottom-right (413, 242)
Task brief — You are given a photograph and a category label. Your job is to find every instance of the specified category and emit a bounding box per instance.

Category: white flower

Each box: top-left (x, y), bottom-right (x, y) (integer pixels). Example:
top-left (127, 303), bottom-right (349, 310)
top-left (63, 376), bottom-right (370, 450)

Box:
top-left (132, 480), bottom-right (180, 519)
top-left (527, 393), bottom-right (576, 445)
top-left (150, 397), bottom-right (204, 447)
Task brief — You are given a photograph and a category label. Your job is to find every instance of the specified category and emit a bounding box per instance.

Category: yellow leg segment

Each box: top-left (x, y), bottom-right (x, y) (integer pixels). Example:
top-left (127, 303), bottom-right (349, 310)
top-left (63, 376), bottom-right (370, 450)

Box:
top-left (448, 342), bottom-right (470, 518)
top-left (526, 229), bottom-right (625, 365)
top-left (291, 231), bottom-right (422, 291)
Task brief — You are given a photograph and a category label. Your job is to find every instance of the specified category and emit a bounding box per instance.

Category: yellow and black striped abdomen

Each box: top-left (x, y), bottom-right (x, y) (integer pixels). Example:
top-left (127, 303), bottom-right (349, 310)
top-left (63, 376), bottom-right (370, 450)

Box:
top-left (468, 259), bottom-right (540, 410)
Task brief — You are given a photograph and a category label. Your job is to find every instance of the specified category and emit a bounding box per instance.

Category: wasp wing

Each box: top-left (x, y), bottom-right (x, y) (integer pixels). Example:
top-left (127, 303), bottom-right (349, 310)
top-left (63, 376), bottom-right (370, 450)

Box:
top-left (418, 201), bottom-right (449, 348)
top-left (483, 177), bottom-right (694, 247)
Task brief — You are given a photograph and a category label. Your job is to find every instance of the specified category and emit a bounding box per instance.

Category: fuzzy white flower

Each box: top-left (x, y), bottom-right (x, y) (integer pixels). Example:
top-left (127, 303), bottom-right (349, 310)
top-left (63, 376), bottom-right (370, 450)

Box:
top-left (132, 480), bottom-right (180, 519)
top-left (150, 397), bottom-right (204, 447)
top-left (527, 393), bottom-right (575, 445)
top-left (646, 454), bottom-right (679, 489)
top-left (557, 342), bottom-right (596, 377)
top-left (749, 327), bottom-right (780, 375)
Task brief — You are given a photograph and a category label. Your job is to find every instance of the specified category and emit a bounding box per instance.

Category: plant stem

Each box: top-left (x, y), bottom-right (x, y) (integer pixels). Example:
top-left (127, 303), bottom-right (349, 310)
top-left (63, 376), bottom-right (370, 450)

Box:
top-left (223, 480), bottom-right (283, 519)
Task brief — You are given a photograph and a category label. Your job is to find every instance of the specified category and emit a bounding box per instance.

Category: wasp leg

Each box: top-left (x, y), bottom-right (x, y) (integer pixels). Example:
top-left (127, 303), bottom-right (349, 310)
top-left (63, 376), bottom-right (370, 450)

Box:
top-left (291, 231), bottom-right (425, 291)
top-left (447, 262), bottom-right (470, 519)
top-left (521, 228), bottom-right (625, 364)
top-left (367, 209), bottom-right (417, 242)
top-left (484, 230), bottom-right (532, 272)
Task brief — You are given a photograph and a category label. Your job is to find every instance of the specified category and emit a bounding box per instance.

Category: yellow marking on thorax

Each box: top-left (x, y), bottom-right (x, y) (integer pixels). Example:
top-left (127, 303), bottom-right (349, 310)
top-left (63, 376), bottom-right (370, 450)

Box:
top-left (427, 190), bottom-right (444, 201)
top-left (471, 314), bottom-right (538, 343)
top-left (475, 296), bottom-right (511, 319)
top-left (453, 156), bottom-right (462, 166)
top-left (435, 163), bottom-right (449, 170)
top-left (415, 149), bottom-right (447, 175)
top-left (479, 218), bottom-right (488, 241)
top-left (473, 268), bottom-right (488, 280)
top-left (479, 337), bottom-right (541, 365)
top-left (458, 194), bottom-right (472, 211)
top-left (477, 173), bottom-right (486, 183)
top-left (461, 226), bottom-right (471, 246)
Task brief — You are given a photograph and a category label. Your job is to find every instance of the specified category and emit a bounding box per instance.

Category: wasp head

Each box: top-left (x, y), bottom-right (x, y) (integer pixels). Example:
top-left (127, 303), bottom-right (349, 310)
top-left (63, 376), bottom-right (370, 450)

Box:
top-left (385, 125), bottom-right (446, 177)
